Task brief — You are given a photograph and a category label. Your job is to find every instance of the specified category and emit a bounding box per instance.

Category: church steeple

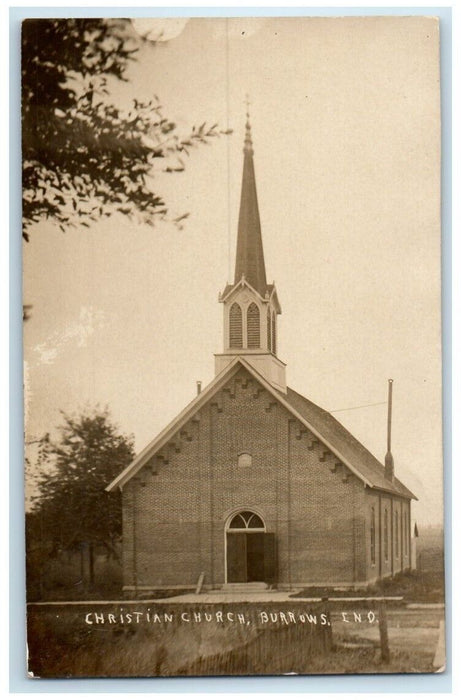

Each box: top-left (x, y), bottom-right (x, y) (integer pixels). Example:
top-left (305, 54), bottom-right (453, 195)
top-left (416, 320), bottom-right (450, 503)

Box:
top-left (215, 108), bottom-right (286, 394)
top-left (234, 108), bottom-right (268, 296)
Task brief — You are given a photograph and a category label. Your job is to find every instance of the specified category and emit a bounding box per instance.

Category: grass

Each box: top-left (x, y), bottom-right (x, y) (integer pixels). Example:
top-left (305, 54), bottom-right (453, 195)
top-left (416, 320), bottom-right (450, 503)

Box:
top-left (304, 645), bottom-right (436, 675)
top-left (27, 549), bottom-right (193, 602)
top-left (26, 600), bottom-right (440, 678)
top-left (291, 569), bottom-right (445, 604)
top-left (26, 601), bottom-right (330, 678)
top-left (27, 551), bottom-right (123, 601)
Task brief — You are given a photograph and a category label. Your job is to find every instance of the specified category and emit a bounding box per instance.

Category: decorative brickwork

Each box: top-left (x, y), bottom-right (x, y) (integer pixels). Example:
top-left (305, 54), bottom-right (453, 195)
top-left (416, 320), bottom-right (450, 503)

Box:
top-left (121, 367), bottom-right (410, 592)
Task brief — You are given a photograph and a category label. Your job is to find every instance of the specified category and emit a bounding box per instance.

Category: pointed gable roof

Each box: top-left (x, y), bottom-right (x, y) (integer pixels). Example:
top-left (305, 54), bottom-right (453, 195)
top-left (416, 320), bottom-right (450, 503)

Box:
top-left (283, 387), bottom-right (416, 500)
top-left (106, 358), bottom-right (416, 500)
top-left (220, 279), bottom-right (281, 313)
top-left (233, 114), bottom-right (268, 297)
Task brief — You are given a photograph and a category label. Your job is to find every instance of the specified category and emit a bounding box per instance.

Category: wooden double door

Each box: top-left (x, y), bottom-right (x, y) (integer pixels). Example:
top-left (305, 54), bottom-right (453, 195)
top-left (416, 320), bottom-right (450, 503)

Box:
top-left (226, 532), bottom-right (276, 584)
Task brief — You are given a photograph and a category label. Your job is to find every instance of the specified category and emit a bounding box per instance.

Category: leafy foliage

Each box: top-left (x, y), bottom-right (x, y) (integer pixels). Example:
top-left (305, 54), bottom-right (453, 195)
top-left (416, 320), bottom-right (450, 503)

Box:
top-left (31, 408), bottom-right (135, 560)
top-left (22, 18), bottom-right (228, 239)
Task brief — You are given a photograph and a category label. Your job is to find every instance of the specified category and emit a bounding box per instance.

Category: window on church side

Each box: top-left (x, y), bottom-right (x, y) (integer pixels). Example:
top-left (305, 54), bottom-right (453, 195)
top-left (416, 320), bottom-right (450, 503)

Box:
top-left (271, 311), bottom-right (276, 354)
top-left (395, 511), bottom-right (399, 557)
top-left (384, 508), bottom-right (389, 561)
top-left (404, 511), bottom-right (408, 555)
top-left (267, 306), bottom-right (271, 351)
top-left (370, 507), bottom-right (376, 565)
top-left (229, 303), bottom-right (243, 347)
top-left (247, 303), bottom-right (260, 348)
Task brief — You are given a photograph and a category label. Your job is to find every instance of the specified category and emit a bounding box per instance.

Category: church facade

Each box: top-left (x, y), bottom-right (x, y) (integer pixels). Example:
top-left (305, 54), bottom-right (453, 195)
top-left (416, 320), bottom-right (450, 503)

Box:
top-left (107, 116), bottom-right (416, 594)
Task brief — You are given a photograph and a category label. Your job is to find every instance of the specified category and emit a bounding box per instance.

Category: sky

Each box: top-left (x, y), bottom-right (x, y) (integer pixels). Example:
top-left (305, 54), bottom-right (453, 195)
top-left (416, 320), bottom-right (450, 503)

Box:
top-left (23, 16), bottom-right (443, 525)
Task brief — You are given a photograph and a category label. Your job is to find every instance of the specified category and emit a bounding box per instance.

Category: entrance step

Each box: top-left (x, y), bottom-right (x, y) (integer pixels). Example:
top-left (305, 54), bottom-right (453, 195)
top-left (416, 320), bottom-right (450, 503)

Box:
top-left (220, 582), bottom-right (269, 591)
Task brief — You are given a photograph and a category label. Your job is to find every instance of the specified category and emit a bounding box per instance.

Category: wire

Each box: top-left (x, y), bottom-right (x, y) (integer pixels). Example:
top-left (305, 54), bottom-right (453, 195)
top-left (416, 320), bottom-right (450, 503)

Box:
top-left (225, 18), bottom-right (232, 283)
top-left (330, 401), bottom-right (386, 414)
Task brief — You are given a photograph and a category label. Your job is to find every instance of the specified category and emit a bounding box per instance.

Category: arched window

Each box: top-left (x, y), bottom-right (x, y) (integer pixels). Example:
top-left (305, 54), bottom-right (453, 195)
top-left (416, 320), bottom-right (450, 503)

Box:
top-left (229, 303), bottom-right (243, 348)
top-left (228, 511), bottom-right (265, 530)
top-left (271, 311), bottom-right (277, 354)
top-left (370, 507), bottom-right (376, 565)
top-left (267, 306), bottom-right (271, 351)
top-left (247, 303), bottom-right (260, 348)
top-left (395, 511), bottom-right (399, 557)
top-left (384, 508), bottom-right (389, 561)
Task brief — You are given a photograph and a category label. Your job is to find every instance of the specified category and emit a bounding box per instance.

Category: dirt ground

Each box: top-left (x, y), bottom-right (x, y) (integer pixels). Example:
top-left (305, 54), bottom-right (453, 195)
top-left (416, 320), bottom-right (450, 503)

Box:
top-left (332, 606), bottom-right (445, 673)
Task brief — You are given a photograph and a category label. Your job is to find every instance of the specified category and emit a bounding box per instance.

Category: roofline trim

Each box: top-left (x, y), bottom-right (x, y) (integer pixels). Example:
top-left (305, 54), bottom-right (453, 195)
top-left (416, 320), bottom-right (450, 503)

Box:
top-left (220, 278), bottom-right (279, 309)
top-left (107, 357), bottom-right (415, 498)
top-left (106, 359), bottom-right (244, 491)
top-left (268, 287), bottom-right (282, 313)
top-left (364, 483), bottom-right (417, 501)
top-left (241, 363), bottom-right (374, 490)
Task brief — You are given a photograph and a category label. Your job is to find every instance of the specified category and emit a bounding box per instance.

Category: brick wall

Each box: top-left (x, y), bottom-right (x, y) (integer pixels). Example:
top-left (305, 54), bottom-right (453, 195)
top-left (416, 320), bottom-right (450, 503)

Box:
top-left (121, 367), bottom-right (409, 591)
top-left (363, 491), bottom-right (411, 582)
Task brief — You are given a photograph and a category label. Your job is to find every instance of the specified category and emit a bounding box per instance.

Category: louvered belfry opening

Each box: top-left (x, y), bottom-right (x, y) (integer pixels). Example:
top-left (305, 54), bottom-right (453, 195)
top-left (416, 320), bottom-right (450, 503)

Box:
top-left (271, 311), bottom-right (277, 354)
top-left (266, 306), bottom-right (271, 351)
top-left (247, 303), bottom-right (260, 348)
top-left (229, 302), bottom-right (243, 348)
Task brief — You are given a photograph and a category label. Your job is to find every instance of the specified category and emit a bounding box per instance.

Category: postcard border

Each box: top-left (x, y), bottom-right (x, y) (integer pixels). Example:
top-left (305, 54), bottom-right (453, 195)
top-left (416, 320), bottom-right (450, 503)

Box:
top-left (8, 4), bottom-right (453, 694)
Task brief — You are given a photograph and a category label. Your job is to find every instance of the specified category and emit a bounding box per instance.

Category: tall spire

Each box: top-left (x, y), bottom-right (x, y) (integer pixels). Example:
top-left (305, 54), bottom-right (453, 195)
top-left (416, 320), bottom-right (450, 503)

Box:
top-left (234, 100), bottom-right (267, 296)
top-left (215, 102), bottom-right (285, 393)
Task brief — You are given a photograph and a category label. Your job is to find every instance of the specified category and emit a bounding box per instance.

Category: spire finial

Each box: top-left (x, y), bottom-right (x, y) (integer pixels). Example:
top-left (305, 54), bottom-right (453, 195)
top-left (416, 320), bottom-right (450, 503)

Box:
top-left (245, 93), bottom-right (251, 116)
top-left (244, 94), bottom-right (253, 154)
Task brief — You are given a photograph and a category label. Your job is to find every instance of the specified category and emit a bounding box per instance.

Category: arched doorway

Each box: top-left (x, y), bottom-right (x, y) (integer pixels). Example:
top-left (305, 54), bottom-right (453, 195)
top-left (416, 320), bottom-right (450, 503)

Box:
top-left (225, 510), bottom-right (276, 584)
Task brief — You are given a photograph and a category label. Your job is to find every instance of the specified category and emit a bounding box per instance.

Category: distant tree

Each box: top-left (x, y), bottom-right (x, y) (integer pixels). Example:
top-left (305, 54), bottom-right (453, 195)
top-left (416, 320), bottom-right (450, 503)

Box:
top-left (30, 408), bottom-right (135, 586)
top-left (22, 18), bottom-right (228, 240)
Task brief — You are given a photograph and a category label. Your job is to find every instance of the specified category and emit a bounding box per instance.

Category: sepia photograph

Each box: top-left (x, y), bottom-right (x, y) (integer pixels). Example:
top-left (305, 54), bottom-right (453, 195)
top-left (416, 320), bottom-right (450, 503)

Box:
top-left (22, 15), bottom-right (445, 678)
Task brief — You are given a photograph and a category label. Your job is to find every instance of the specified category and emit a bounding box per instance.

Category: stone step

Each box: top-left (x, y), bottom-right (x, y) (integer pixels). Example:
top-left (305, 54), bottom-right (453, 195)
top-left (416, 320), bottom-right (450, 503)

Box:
top-left (219, 582), bottom-right (269, 592)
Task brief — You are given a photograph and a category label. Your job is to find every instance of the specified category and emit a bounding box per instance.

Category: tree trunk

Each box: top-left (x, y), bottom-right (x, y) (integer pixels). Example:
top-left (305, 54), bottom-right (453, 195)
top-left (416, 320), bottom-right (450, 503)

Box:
top-left (80, 545), bottom-right (84, 581)
top-left (89, 542), bottom-right (95, 587)
top-left (378, 600), bottom-right (390, 663)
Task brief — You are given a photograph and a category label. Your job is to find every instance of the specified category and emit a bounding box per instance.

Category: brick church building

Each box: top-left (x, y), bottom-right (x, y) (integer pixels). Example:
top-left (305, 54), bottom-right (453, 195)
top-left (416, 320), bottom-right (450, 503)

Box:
top-left (107, 115), bottom-right (416, 594)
